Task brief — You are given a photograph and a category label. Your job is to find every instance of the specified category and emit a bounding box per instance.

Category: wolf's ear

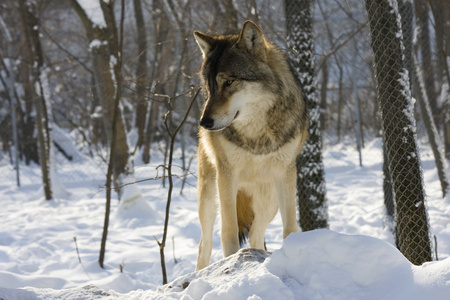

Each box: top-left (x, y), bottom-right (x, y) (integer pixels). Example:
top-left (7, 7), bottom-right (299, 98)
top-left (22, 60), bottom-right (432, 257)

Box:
top-left (194, 31), bottom-right (214, 58)
top-left (236, 20), bottom-right (266, 60)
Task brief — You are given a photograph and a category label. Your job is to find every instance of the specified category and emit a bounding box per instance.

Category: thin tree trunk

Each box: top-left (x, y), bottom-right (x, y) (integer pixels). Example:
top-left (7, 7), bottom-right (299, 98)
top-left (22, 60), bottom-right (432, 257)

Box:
top-left (17, 23), bottom-right (39, 165)
top-left (399, 0), bottom-right (448, 197)
top-left (320, 60), bottom-right (328, 132)
top-left (133, 0), bottom-right (148, 150)
top-left (337, 63), bottom-right (343, 142)
top-left (100, 0), bottom-right (130, 191)
top-left (429, 0), bottom-right (450, 158)
top-left (69, 0), bottom-right (130, 192)
top-left (383, 140), bottom-right (395, 225)
top-left (142, 0), bottom-right (166, 163)
top-left (18, 0), bottom-right (52, 200)
top-left (415, 0), bottom-right (438, 120)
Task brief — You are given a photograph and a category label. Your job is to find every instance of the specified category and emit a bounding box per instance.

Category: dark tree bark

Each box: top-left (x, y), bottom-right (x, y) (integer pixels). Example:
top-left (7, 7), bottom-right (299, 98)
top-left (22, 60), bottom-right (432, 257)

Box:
top-left (320, 60), bottom-right (328, 132)
top-left (285, 0), bottom-right (329, 231)
top-left (415, 0), bottom-right (438, 120)
top-left (17, 22), bottom-right (39, 165)
top-left (142, 0), bottom-right (167, 164)
top-left (69, 0), bottom-right (131, 191)
top-left (429, 0), bottom-right (450, 159)
top-left (399, 0), bottom-right (448, 197)
top-left (336, 62), bottom-right (344, 142)
top-left (18, 0), bottom-right (52, 200)
top-left (383, 141), bottom-right (395, 225)
top-left (366, 0), bottom-right (432, 265)
top-left (133, 0), bottom-right (148, 150)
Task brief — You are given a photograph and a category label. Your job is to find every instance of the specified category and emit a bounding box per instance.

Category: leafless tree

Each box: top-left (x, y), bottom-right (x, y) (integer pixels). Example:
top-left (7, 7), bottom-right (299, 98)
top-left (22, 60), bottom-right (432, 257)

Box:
top-left (18, 0), bottom-right (52, 200)
top-left (69, 0), bottom-right (131, 193)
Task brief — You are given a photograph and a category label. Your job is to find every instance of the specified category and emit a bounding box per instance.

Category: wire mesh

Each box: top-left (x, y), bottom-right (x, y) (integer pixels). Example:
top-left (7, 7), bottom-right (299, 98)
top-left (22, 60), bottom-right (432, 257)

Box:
top-left (365, 0), bottom-right (432, 264)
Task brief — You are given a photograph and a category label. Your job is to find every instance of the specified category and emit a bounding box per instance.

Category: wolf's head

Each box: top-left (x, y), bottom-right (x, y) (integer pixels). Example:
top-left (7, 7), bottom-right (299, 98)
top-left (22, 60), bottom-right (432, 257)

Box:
top-left (194, 21), bottom-right (276, 131)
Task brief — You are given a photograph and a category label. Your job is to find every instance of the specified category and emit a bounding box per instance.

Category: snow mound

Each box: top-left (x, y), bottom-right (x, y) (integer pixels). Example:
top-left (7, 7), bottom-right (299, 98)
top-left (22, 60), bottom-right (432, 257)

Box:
top-left (114, 175), bottom-right (161, 223)
top-left (154, 230), bottom-right (450, 300)
top-left (0, 284), bottom-right (114, 300)
top-left (266, 230), bottom-right (413, 299)
top-left (157, 248), bottom-right (276, 299)
top-left (1, 230), bottom-right (449, 300)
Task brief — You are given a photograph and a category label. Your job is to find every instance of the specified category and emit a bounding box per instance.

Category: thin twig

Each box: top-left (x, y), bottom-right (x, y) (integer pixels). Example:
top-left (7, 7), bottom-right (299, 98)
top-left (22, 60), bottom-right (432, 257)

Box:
top-left (74, 236), bottom-right (82, 263)
top-left (434, 235), bottom-right (439, 261)
top-left (120, 259), bottom-right (125, 273)
top-left (316, 22), bottom-right (368, 72)
top-left (180, 155), bottom-right (195, 195)
top-left (40, 26), bottom-right (93, 74)
top-left (93, 168), bottom-right (197, 196)
top-left (172, 236), bottom-right (178, 264)
top-left (153, 235), bottom-right (161, 246)
top-left (157, 87), bottom-right (200, 285)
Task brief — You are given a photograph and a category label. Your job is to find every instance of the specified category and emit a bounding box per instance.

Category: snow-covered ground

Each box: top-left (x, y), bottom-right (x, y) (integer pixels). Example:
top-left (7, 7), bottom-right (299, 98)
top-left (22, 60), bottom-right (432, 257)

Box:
top-left (0, 138), bottom-right (449, 299)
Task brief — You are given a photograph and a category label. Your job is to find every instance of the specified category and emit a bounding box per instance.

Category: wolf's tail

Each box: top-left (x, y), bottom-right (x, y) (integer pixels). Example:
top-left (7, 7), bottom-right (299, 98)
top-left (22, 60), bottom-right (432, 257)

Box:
top-left (236, 190), bottom-right (254, 247)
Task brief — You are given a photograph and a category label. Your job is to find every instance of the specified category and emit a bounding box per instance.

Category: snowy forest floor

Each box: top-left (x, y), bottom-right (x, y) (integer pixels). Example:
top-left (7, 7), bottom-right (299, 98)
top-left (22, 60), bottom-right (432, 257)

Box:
top-left (0, 137), bottom-right (449, 299)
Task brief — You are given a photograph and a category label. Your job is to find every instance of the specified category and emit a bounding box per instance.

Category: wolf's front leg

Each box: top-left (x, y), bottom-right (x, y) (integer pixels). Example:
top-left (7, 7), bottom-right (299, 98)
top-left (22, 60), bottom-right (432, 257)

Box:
top-left (196, 179), bottom-right (218, 270)
top-left (196, 149), bottom-right (218, 271)
top-left (276, 166), bottom-right (298, 238)
top-left (217, 169), bottom-right (240, 257)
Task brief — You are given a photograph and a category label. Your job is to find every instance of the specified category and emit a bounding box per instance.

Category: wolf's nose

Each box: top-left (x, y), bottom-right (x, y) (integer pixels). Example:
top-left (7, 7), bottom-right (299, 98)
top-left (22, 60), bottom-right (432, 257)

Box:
top-left (200, 116), bottom-right (214, 129)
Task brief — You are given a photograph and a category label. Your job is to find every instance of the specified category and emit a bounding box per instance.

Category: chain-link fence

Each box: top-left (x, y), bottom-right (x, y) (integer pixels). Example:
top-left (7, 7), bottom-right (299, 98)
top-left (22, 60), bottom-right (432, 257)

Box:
top-left (365, 0), bottom-right (434, 264)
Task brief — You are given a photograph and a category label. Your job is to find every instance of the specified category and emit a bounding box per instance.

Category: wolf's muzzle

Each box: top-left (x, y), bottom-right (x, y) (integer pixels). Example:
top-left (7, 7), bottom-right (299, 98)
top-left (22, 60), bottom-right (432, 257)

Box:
top-left (200, 116), bottom-right (214, 130)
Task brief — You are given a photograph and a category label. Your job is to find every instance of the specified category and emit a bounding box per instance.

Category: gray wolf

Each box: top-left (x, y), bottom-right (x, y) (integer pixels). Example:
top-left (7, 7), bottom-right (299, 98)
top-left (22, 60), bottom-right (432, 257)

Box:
top-left (194, 20), bottom-right (308, 270)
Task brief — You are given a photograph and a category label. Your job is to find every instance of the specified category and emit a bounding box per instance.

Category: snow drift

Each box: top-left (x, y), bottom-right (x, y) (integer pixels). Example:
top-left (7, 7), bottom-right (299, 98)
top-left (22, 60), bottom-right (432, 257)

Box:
top-left (1, 230), bottom-right (449, 300)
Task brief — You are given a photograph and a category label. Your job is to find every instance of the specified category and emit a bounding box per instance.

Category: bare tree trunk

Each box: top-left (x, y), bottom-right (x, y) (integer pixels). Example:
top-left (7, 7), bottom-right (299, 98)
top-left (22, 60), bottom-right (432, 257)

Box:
top-left (133, 0), bottom-right (148, 150)
top-left (415, 0), bottom-right (438, 120)
top-left (69, 0), bottom-right (130, 192)
top-left (337, 63), bottom-right (343, 142)
top-left (18, 0), bottom-right (52, 200)
top-left (142, 0), bottom-right (167, 163)
top-left (285, 0), bottom-right (329, 231)
top-left (17, 20), bottom-right (39, 165)
top-left (445, 102), bottom-right (450, 159)
top-left (429, 0), bottom-right (450, 158)
top-left (399, 0), bottom-right (448, 197)
top-left (383, 141), bottom-right (395, 224)
top-left (320, 60), bottom-right (328, 132)
top-left (428, 0), bottom-right (445, 88)
top-left (366, 0), bottom-right (432, 265)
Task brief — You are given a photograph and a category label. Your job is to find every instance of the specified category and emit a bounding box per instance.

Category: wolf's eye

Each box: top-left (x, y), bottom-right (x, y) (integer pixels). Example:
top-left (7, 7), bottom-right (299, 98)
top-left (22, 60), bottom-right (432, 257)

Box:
top-left (225, 80), bottom-right (234, 86)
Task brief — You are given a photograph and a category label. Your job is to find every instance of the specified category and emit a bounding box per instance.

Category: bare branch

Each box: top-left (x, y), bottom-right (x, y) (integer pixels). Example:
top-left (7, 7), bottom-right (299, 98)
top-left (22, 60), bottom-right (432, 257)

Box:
top-left (158, 87), bottom-right (200, 284)
top-left (40, 26), bottom-right (93, 74)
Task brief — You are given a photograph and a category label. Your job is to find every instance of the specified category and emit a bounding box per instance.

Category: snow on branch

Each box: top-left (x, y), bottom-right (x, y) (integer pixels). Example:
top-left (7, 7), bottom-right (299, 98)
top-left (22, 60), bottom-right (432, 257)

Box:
top-left (75, 0), bottom-right (106, 28)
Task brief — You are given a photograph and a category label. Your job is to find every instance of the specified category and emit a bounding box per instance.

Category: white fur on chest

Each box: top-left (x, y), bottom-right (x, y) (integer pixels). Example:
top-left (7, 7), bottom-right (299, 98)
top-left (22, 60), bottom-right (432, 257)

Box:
top-left (202, 130), bottom-right (300, 183)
